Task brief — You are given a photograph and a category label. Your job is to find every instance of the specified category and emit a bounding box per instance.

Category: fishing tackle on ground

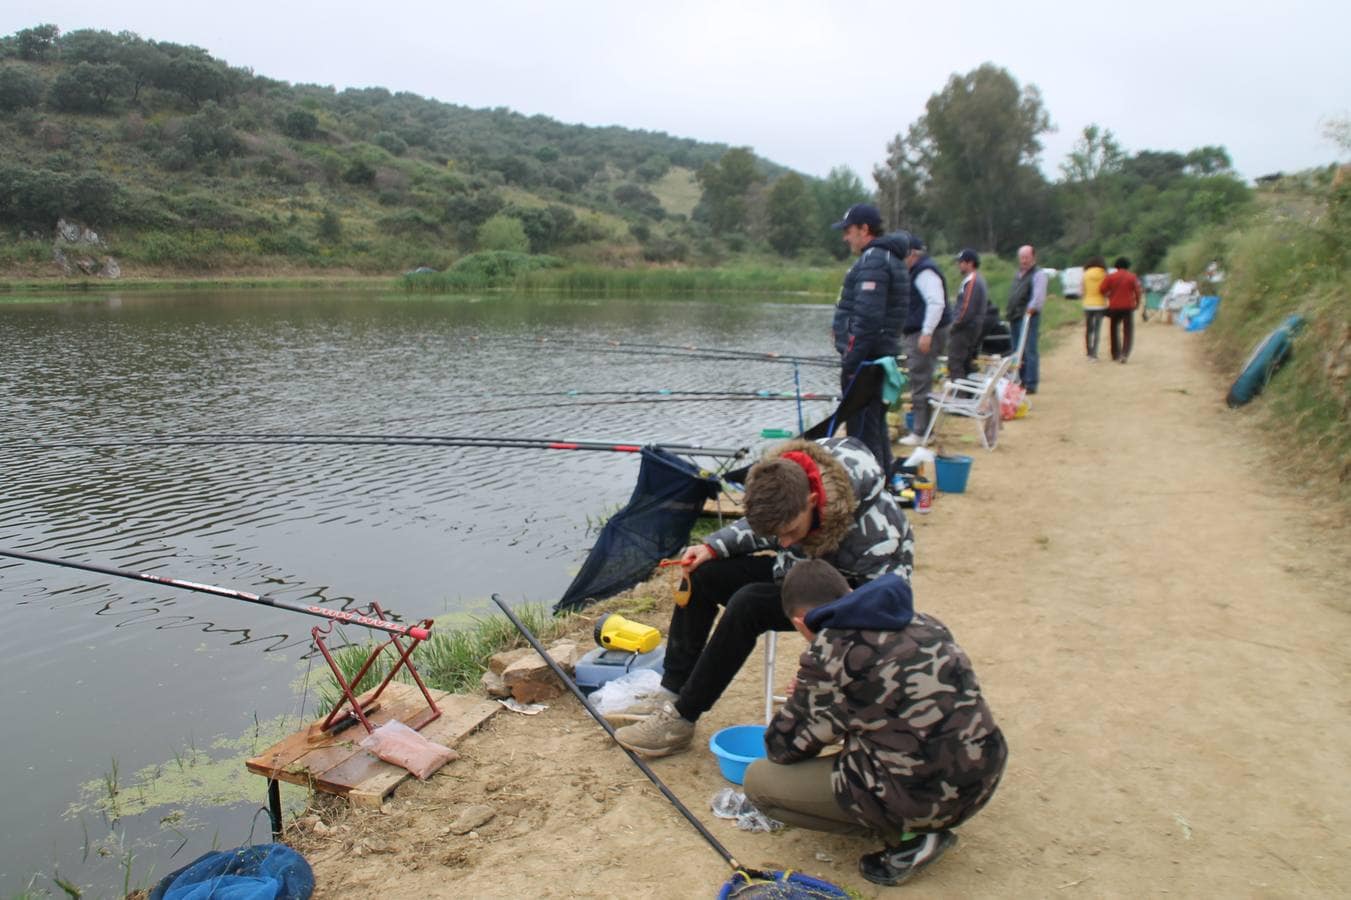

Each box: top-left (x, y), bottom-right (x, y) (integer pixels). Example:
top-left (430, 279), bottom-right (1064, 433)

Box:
top-left (490, 595), bottom-right (850, 899)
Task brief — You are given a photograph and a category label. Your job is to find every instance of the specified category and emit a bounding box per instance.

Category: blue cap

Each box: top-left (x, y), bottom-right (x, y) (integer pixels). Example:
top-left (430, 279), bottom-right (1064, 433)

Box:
top-left (956, 248), bottom-right (980, 265)
top-left (830, 203), bottom-right (882, 231)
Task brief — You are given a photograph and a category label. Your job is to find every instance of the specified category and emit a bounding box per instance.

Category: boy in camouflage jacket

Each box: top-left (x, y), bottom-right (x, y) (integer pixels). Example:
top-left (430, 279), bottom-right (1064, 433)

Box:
top-left (745, 560), bottom-right (1006, 886)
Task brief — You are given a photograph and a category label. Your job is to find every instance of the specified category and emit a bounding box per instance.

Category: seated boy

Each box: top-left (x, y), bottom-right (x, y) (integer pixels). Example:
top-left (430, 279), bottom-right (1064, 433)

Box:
top-left (611, 436), bottom-right (914, 758)
top-left (744, 560), bottom-right (1006, 886)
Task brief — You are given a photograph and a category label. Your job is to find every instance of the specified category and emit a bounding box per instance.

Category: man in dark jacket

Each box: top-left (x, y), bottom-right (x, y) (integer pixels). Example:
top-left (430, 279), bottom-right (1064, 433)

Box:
top-left (611, 437), bottom-right (915, 758)
top-left (948, 248), bottom-right (989, 380)
top-left (745, 560), bottom-right (1006, 886)
top-left (828, 204), bottom-right (909, 471)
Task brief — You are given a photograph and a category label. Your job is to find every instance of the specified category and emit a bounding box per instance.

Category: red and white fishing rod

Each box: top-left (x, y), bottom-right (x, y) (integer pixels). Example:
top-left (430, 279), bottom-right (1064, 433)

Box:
top-left (0, 548), bottom-right (431, 640)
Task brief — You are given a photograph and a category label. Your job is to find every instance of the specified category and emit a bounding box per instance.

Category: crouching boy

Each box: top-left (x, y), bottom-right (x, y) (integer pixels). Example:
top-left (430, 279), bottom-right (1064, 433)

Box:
top-left (744, 560), bottom-right (1006, 886)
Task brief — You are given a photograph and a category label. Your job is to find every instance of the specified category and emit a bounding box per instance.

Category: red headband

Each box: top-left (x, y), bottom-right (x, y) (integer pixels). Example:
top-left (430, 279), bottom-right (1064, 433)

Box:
top-left (781, 451), bottom-right (827, 519)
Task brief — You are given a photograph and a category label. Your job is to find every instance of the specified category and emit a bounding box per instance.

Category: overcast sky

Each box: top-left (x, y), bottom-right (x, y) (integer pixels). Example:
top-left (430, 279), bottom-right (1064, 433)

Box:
top-left (5, 1), bottom-right (1348, 184)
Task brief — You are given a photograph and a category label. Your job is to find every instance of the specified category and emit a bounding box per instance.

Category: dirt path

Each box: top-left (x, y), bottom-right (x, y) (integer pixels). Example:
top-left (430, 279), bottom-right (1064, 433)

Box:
top-left (293, 319), bottom-right (1351, 897)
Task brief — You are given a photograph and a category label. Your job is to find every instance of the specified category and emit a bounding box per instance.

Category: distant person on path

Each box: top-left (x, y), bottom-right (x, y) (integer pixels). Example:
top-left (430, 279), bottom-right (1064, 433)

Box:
top-left (743, 560), bottom-right (1007, 887)
top-left (898, 236), bottom-right (952, 445)
top-left (948, 248), bottom-right (989, 381)
top-left (1081, 255), bottom-right (1109, 361)
top-left (1101, 256), bottom-right (1143, 363)
top-left (610, 437), bottom-right (915, 758)
top-left (1004, 245), bottom-right (1048, 392)
top-left (827, 204), bottom-right (910, 470)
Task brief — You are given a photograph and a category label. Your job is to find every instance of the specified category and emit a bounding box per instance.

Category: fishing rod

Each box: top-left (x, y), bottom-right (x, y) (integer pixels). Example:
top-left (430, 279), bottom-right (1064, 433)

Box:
top-left (507, 334), bottom-right (838, 366)
top-left (500, 341), bottom-right (838, 369)
top-left (23, 432), bottom-right (749, 458)
top-left (0, 548), bottom-right (432, 640)
top-left (435, 388), bottom-right (837, 400)
top-left (489, 594), bottom-right (741, 869)
top-left (465, 393), bottom-right (837, 417)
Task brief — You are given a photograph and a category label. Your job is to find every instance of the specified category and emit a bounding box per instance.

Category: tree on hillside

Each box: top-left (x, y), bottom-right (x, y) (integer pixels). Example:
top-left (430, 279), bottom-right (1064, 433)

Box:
top-left (16, 25), bottom-right (59, 62)
top-left (813, 166), bottom-right (872, 259)
top-left (0, 65), bottom-right (45, 112)
top-left (874, 125), bottom-right (928, 237)
top-left (49, 62), bottom-right (131, 113)
top-left (765, 172), bottom-right (816, 257)
top-left (880, 64), bottom-right (1053, 251)
top-left (477, 214), bottom-right (529, 252)
top-left (696, 147), bottom-right (763, 234)
top-left (1058, 124), bottom-right (1125, 250)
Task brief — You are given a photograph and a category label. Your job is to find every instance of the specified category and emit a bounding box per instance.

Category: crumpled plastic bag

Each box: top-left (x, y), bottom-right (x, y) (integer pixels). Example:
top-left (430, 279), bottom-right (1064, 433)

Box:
top-left (998, 379), bottom-right (1028, 421)
top-left (710, 787), bottom-right (783, 833)
top-left (358, 720), bottom-right (458, 780)
top-left (588, 668), bottom-right (665, 715)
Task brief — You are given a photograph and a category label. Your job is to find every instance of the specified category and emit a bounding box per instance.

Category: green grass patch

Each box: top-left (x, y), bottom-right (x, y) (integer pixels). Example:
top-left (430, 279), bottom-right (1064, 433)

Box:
top-left (402, 259), bottom-right (843, 296)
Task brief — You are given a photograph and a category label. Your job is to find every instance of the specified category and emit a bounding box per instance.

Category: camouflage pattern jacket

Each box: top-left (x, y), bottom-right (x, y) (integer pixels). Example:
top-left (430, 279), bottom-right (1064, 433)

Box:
top-left (766, 575), bottom-right (1006, 834)
top-left (704, 437), bottom-right (915, 585)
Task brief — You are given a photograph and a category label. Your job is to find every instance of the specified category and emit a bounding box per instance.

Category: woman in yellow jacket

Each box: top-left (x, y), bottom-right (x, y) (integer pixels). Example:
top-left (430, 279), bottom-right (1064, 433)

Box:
top-left (1081, 256), bottom-right (1108, 361)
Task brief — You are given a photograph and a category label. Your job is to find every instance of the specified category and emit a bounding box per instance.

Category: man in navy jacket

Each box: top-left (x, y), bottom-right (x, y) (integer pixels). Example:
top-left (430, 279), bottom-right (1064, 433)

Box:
top-left (828, 204), bottom-right (909, 472)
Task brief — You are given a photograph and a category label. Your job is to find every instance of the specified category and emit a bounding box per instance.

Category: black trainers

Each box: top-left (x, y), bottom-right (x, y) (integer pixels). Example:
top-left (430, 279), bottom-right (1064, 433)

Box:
top-left (858, 830), bottom-right (958, 886)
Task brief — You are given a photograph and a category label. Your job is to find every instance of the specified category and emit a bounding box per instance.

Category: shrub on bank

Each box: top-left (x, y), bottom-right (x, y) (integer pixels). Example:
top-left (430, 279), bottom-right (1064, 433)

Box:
top-left (1166, 177), bottom-right (1349, 499)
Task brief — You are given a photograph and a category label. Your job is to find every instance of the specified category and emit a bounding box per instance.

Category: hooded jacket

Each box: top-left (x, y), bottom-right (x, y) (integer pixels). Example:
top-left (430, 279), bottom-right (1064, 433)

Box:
top-left (766, 574), bottom-right (1007, 834)
top-left (703, 436), bottom-right (914, 585)
top-left (832, 232), bottom-right (911, 375)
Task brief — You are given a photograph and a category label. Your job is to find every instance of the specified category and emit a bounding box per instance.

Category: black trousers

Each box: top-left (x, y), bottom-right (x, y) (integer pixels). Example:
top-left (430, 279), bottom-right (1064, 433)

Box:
top-left (661, 555), bottom-right (793, 722)
top-left (1107, 309), bottom-right (1135, 360)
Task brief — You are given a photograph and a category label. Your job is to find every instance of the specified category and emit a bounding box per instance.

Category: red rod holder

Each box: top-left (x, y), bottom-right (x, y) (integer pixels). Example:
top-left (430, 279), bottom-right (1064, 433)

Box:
top-left (312, 600), bottom-right (440, 735)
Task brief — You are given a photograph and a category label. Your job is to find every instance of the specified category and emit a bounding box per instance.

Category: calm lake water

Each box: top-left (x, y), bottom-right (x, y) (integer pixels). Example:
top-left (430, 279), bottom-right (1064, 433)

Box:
top-left (0, 288), bottom-right (839, 894)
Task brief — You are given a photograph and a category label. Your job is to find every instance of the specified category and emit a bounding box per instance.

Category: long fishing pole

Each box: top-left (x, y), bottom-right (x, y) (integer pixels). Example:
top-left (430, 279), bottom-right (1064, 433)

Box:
top-left (507, 335), bottom-right (837, 366)
top-left (464, 394), bottom-right (837, 417)
top-left (489, 594), bottom-right (742, 870)
top-left (500, 341), bottom-right (837, 369)
top-left (0, 548), bottom-right (432, 640)
top-left (424, 388), bottom-right (837, 400)
top-left (20, 433), bottom-right (749, 458)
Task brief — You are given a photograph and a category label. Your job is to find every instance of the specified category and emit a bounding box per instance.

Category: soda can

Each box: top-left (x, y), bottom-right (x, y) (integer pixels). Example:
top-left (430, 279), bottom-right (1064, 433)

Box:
top-left (915, 480), bottom-right (934, 514)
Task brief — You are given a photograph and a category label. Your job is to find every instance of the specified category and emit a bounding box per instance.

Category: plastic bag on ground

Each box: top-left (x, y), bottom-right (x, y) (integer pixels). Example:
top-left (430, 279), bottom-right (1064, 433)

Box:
top-left (710, 787), bottom-right (784, 833)
top-left (588, 668), bottom-right (665, 715)
top-left (358, 720), bottom-right (458, 780)
top-left (998, 379), bottom-right (1027, 421)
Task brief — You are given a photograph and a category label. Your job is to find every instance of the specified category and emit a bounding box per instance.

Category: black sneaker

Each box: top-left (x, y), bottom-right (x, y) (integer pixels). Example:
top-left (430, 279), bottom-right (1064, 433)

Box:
top-left (858, 830), bottom-right (958, 886)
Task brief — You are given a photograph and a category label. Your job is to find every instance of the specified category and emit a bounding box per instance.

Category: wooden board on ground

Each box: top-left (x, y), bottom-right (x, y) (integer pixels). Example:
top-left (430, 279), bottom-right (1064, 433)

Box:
top-left (701, 491), bottom-right (745, 519)
top-left (245, 682), bottom-right (499, 807)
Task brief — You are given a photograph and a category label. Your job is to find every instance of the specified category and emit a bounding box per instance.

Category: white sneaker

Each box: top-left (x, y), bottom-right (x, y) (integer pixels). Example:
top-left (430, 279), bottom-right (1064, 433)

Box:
top-left (613, 702), bottom-right (694, 757)
top-left (898, 433), bottom-right (924, 447)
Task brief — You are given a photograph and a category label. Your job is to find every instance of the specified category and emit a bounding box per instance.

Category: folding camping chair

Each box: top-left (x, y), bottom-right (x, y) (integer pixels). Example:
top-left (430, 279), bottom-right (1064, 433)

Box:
top-left (922, 353), bottom-right (1013, 450)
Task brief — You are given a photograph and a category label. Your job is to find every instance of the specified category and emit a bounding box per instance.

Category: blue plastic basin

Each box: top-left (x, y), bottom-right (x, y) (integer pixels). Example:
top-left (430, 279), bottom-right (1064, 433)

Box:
top-left (709, 724), bottom-right (766, 785)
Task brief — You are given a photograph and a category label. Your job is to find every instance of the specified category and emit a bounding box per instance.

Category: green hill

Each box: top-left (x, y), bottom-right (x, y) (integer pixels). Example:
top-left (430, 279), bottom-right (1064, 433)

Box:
top-left (0, 23), bottom-right (816, 278)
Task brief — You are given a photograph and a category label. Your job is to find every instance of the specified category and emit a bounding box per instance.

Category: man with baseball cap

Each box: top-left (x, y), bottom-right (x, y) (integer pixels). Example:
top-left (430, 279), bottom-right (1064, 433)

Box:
top-left (828, 204), bottom-right (910, 471)
top-left (948, 249), bottom-right (989, 381)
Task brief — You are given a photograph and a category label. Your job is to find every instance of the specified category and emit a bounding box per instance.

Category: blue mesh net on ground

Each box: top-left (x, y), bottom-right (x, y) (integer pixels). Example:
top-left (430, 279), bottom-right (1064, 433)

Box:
top-left (555, 445), bottom-right (719, 613)
top-left (149, 843), bottom-right (313, 900)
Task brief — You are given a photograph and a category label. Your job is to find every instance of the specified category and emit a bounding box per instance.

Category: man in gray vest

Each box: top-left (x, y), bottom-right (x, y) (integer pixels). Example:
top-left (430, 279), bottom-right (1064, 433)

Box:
top-left (1004, 245), bottom-right (1048, 393)
top-left (948, 249), bottom-right (989, 381)
top-left (899, 236), bottom-right (951, 445)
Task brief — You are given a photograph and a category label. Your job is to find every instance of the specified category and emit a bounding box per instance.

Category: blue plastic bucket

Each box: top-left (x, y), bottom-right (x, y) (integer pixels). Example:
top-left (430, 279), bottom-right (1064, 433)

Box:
top-left (709, 724), bottom-right (766, 785)
top-left (935, 455), bottom-right (972, 493)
